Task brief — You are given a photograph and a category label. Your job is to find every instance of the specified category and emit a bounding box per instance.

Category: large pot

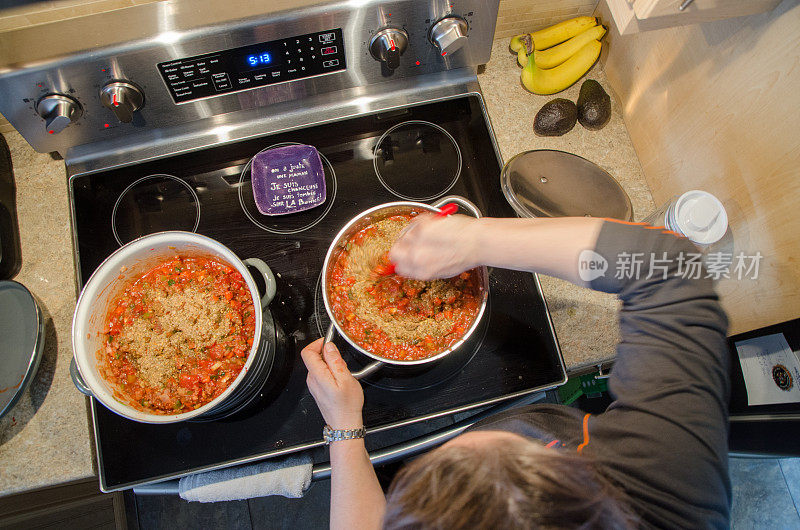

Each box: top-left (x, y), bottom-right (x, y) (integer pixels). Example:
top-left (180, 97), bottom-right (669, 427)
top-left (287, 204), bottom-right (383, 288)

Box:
top-left (71, 231), bottom-right (276, 424)
top-left (321, 196), bottom-right (489, 379)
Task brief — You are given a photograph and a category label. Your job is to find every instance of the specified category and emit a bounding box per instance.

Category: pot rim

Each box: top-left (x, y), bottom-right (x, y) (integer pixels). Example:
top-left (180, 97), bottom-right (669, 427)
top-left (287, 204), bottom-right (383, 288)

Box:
top-left (71, 231), bottom-right (265, 424)
top-left (321, 200), bottom-right (489, 366)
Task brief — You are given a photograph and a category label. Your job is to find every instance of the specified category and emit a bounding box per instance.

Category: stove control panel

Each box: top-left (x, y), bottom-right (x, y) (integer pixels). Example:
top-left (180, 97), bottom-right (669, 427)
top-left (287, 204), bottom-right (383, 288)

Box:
top-left (0, 0), bottom-right (499, 155)
top-left (157, 28), bottom-right (346, 104)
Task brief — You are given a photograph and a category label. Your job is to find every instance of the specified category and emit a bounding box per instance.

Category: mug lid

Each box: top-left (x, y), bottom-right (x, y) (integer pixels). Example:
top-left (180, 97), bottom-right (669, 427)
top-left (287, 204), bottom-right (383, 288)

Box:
top-left (674, 190), bottom-right (728, 245)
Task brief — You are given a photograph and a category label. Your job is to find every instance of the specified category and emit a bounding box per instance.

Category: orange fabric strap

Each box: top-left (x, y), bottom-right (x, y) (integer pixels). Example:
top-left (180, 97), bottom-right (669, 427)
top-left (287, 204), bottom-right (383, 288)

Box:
top-left (577, 413), bottom-right (591, 453)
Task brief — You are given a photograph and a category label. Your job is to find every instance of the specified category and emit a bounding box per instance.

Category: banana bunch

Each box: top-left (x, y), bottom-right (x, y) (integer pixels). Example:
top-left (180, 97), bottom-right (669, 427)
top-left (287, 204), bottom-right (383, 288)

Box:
top-left (510, 17), bottom-right (606, 95)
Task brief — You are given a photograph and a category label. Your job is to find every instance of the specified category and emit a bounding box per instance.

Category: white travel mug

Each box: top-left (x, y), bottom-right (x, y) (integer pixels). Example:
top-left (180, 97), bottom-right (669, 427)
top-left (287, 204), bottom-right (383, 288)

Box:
top-left (643, 190), bottom-right (728, 247)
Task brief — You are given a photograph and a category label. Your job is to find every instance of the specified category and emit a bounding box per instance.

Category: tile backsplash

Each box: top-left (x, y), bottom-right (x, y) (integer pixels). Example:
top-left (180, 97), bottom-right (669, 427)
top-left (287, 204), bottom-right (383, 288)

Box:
top-left (494, 0), bottom-right (599, 39)
top-left (0, 0), bottom-right (156, 32)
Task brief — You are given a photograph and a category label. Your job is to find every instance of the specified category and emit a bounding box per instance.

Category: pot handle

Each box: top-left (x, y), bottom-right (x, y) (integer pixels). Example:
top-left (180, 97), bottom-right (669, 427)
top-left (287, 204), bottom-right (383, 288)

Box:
top-left (433, 195), bottom-right (483, 219)
top-left (321, 323), bottom-right (383, 380)
top-left (243, 258), bottom-right (277, 310)
top-left (70, 357), bottom-right (93, 397)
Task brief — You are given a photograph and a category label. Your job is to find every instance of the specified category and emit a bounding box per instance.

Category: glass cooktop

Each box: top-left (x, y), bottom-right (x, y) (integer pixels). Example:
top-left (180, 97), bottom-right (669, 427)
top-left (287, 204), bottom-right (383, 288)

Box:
top-left (69, 95), bottom-right (566, 491)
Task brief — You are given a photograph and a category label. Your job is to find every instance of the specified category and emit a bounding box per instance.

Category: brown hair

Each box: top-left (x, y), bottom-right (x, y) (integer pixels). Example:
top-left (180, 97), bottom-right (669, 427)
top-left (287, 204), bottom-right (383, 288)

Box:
top-left (382, 434), bottom-right (638, 530)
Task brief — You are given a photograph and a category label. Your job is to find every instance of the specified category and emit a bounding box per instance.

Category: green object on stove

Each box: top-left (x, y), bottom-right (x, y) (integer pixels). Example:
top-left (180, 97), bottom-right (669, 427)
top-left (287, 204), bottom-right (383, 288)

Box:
top-left (558, 372), bottom-right (609, 405)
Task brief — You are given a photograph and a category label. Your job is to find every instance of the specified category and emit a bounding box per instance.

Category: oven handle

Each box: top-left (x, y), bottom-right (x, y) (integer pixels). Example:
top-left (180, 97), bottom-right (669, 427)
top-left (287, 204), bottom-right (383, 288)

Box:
top-left (322, 323), bottom-right (383, 380)
top-left (132, 391), bottom-right (547, 496)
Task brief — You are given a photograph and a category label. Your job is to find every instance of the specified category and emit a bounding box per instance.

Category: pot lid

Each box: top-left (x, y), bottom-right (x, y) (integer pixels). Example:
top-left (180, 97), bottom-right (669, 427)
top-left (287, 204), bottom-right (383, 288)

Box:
top-left (0, 280), bottom-right (44, 419)
top-left (501, 150), bottom-right (633, 221)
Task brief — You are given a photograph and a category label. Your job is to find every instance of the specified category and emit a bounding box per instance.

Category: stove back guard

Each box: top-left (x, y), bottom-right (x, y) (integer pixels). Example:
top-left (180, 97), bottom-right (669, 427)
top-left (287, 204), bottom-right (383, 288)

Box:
top-left (0, 0), bottom-right (500, 158)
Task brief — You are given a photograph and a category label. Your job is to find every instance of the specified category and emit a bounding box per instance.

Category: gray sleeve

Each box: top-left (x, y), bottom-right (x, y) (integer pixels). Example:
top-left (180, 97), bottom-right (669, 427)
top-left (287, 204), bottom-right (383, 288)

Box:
top-left (588, 221), bottom-right (731, 529)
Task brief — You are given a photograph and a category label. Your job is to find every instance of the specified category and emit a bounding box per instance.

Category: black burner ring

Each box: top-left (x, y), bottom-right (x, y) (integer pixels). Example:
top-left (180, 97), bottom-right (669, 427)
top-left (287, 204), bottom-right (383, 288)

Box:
top-left (373, 120), bottom-right (462, 202)
top-left (111, 174), bottom-right (200, 246)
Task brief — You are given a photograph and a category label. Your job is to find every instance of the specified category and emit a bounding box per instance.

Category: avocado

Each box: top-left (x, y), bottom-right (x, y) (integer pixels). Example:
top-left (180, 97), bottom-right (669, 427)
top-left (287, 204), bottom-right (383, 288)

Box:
top-left (577, 80), bottom-right (611, 131)
top-left (533, 98), bottom-right (578, 137)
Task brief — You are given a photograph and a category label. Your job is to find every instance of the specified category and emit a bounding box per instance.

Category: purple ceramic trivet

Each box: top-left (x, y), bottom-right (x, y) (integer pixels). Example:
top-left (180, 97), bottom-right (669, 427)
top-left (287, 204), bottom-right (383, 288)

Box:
top-left (251, 144), bottom-right (326, 215)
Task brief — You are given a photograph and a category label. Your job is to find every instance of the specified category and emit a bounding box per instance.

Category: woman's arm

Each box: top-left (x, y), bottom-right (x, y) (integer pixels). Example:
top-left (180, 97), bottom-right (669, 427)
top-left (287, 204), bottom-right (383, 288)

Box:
top-left (328, 437), bottom-right (385, 530)
top-left (389, 215), bottom-right (604, 286)
top-left (300, 339), bottom-right (385, 530)
top-left (391, 215), bottom-right (731, 526)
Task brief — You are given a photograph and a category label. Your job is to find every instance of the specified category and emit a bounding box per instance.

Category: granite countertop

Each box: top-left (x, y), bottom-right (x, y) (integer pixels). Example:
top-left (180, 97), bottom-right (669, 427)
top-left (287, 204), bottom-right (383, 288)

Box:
top-left (0, 38), bottom-right (654, 495)
top-left (477, 38), bottom-right (655, 371)
top-left (0, 136), bottom-right (94, 495)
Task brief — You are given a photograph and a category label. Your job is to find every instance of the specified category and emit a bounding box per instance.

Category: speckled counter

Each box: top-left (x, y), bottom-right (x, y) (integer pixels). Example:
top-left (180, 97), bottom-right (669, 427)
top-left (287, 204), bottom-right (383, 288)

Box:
top-left (0, 132), bottom-right (94, 495)
top-left (0, 38), bottom-right (654, 495)
top-left (476, 38), bottom-right (655, 371)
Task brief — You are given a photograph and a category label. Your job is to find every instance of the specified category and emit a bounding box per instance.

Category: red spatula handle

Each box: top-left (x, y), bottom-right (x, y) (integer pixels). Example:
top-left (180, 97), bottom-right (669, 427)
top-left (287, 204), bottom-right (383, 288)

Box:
top-left (437, 203), bottom-right (458, 217)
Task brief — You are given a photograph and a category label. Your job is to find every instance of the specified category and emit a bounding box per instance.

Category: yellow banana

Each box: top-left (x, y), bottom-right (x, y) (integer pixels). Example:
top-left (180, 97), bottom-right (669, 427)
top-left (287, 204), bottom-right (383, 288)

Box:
top-left (517, 46), bottom-right (527, 67)
top-left (530, 16), bottom-right (597, 50)
top-left (516, 34), bottom-right (533, 66)
top-left (510, 34), bottom-right (527, 53)
top-left (521, 40), bottom-right (601, 95)
top-left (533, 25), bottom-right (606, 69)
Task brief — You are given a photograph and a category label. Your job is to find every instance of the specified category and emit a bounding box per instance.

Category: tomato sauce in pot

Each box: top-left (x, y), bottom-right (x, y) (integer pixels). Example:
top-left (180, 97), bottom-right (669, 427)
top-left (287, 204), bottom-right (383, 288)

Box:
top-left (329, 214), bottom-right (482, 361)
top-left (100, 256), bottom-right (255, 414)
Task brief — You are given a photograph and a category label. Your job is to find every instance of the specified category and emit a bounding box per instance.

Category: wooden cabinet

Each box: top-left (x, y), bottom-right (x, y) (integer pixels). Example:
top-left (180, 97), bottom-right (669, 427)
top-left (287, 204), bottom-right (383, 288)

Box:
top-left (604, 0), bottom-right (782, 34)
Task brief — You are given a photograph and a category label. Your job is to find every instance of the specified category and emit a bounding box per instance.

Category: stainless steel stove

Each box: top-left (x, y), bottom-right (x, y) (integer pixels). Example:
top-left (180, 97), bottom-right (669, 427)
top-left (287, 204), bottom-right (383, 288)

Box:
top-left (0, 0), bottom-right (565, 492)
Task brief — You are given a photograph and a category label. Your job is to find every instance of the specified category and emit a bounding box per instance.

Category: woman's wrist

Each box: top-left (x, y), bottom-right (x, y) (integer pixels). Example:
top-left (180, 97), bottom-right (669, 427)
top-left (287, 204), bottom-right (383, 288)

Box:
top-left (469, 218), bottom-right (492, 268)
top-left (329, 436), bottom-right (367, 460)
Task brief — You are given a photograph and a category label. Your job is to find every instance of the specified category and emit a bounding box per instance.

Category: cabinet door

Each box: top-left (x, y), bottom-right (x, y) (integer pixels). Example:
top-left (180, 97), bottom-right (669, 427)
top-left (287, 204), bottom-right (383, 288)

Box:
top-left (605, 0), bottom-right (781, 34)
top-left (634, 0), bottom-right (780, 21)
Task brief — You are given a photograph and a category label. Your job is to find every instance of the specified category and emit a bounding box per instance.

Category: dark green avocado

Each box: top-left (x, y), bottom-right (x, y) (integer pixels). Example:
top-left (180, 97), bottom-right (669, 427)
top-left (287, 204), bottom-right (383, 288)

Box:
top-left (533, 98), bottom-right (578, 137)
top-left (577, 80), bottom-right (611, 131)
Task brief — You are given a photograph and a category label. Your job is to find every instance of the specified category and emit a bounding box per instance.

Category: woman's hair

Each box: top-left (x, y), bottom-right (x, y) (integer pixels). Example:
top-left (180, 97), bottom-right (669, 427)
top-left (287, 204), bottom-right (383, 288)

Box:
top-left (382, 433), bottom-right (638, 530)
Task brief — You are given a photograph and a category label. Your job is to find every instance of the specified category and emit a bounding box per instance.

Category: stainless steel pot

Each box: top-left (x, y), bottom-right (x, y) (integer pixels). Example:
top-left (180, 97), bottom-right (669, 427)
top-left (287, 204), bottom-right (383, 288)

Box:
top-left (321, 195), bottom-right (489, 379)
top-left (71, 231), bottom-right (276, 424)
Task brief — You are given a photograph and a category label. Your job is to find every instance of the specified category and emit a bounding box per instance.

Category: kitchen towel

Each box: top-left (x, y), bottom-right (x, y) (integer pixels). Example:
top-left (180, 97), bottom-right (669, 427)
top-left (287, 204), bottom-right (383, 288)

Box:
top-left (178, 453), bottom-right (313, 502)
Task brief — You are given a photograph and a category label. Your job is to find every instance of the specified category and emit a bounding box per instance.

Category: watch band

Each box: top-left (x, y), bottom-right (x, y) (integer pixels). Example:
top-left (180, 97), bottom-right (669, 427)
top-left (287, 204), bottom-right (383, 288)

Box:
top-left (323, 424), bottom-right (366, 445)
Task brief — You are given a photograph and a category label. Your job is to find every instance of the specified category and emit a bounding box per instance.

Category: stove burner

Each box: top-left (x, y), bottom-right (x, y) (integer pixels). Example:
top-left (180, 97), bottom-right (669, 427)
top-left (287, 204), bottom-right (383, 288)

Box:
top-left (373, 120), bottom-right (462, 201)
top-left (111, 174), bottom-right (200, 246)
top-left (313, 272), bottom-right (484, 391)
top-left (238, 142), bottom-right (337, 234)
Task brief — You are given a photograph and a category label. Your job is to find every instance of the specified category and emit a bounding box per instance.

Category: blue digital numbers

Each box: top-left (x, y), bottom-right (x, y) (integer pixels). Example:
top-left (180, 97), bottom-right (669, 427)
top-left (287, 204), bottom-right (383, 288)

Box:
top-left (246, 52), bottom-right (272, 67)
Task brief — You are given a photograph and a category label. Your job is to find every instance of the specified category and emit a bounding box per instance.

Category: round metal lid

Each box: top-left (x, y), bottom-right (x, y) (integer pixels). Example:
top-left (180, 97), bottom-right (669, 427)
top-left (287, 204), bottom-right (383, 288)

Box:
top-left (501, 150), bottom-right (633, 221)
top-left (0, 280), bottom-right (44, 419)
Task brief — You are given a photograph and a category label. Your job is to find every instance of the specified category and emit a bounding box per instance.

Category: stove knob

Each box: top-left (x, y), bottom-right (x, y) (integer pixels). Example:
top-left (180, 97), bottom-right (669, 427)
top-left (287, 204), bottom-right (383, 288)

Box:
top-left (100, 81), bottom-right (144, 123)
top-left (429, 16), bottom-right (469, 56)
top-left (35, 94), bottom-right (83, 134)
top-left (369, 28), bottom-right (409, 70)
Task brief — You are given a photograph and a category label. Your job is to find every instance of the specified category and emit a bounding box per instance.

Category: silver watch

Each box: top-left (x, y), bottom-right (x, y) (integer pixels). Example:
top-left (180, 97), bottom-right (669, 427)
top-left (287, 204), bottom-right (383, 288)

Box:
top-left (323, 424), bottom-right (366, 445)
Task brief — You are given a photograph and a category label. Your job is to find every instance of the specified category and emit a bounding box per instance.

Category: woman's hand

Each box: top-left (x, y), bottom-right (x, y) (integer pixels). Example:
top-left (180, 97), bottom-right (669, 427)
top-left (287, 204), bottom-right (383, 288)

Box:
top-left (389, 213), bottom-right (481, 280)
top-left (301, 338), bottom-right (364, 429)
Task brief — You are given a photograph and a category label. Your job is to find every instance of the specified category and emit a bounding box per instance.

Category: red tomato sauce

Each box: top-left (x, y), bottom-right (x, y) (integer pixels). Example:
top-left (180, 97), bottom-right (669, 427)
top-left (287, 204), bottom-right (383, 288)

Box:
top-left (100, 256), bottom-right (256, 414)
top-left (329, 214), bottom-right (483, 361)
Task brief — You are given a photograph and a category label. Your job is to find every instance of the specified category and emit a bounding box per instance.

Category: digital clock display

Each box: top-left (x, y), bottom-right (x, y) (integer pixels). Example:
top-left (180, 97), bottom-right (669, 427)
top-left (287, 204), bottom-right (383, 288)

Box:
top-left (246, 52), bottom-right (272, 67)
top-left (157, 27), bottom-right (345, 104)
